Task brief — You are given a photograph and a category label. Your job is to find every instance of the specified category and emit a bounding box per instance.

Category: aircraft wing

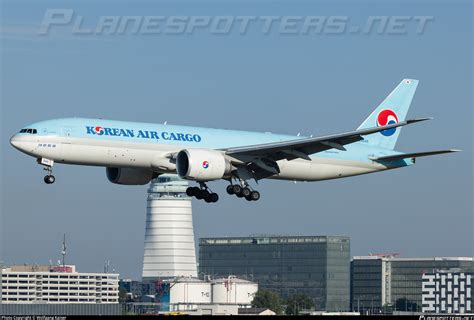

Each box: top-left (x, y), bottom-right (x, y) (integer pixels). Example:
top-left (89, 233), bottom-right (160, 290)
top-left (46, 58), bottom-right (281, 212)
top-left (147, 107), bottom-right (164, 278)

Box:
top-left (225, 118), bottom-right (431, 162)
top-left (369, 149), bottom-right (461, 162)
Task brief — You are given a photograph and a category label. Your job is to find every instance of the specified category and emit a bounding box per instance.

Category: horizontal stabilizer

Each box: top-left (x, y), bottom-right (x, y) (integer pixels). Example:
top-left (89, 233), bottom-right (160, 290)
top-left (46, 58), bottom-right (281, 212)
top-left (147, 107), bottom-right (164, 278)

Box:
top-left (369, 149), bottom-right (461, 162)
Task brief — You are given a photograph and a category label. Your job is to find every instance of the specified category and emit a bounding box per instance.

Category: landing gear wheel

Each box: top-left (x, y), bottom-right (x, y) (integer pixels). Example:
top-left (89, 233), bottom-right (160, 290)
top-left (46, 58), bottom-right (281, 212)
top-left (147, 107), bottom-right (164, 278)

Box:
top-left (44, 175), bottom-right (55, 184)
top-left (226, 185), bottom-right (234, 195)
top-left (195, 190), bottom-right (203, 200)
top-left (209, 193), bottom-right (219, 203)
top-left (232, 185), bottom-right (242, 195)
top-left (250, 191), bottom-right (260, 201)
top-left (204, 192), bottom-right (218, 203)
top-left (198, 189), bottom-right (210, 200)
top-left (186, 187), bottom-right (200, 197)
top-left (186, 187), bottom-right (195, 197)
top-left (241, 187), bottom-right (251, 198)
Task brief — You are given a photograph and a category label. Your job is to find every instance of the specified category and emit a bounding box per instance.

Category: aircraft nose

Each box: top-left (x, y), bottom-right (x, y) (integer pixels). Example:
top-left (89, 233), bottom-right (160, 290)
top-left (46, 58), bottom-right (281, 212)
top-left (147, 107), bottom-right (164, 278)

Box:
top-left (10, 134), bottom-right (35, 154)
top-left (10, 134), bottom-right (20, 148)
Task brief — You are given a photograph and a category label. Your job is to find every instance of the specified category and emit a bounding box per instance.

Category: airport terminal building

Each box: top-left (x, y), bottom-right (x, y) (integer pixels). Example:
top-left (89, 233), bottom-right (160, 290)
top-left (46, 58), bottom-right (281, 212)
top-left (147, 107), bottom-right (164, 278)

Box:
top-left (198, 235), bottom-right (350, 311)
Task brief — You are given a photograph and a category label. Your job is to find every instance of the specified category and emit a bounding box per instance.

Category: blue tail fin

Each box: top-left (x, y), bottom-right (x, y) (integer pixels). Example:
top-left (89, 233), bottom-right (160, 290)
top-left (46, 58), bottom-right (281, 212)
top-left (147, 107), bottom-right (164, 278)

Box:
top-left (358, 79), bottom-right (419, 150)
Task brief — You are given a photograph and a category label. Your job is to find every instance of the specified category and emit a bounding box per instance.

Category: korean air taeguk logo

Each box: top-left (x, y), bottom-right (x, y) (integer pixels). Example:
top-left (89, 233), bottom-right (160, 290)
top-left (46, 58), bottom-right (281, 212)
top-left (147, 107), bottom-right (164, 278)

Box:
top-left (202, 161), bottom-right (209, 169)
top-left (94, 126), bottom-right (104, 135)
top-left (376, 109), bottom-right (398, 136)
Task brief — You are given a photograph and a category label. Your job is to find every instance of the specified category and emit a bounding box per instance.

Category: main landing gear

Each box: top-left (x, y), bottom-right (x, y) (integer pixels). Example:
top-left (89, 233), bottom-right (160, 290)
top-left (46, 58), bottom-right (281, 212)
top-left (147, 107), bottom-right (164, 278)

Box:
top-left (186, 182), bottom-right (219, 203)
top-left (226, 182), bottom-right (260, 201)
top-left (187, 179), bottom-right (261, 203)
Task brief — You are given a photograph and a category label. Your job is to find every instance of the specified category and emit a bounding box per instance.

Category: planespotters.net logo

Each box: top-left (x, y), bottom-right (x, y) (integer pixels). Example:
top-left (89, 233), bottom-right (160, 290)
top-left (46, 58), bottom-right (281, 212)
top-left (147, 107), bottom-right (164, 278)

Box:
top-left (418, 316), bottom-right (471, 320)
top-left (36, 9), bottom-right (435, 36)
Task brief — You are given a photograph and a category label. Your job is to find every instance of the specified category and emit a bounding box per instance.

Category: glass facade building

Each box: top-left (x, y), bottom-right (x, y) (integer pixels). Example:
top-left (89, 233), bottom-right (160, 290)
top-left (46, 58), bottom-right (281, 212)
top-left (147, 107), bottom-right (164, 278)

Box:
top-left (351, 257), bottom-right (385, 312)
top-left (351, 256), bottom-right (474, 313)
top-left (198, 236), bottom-right (350, 311)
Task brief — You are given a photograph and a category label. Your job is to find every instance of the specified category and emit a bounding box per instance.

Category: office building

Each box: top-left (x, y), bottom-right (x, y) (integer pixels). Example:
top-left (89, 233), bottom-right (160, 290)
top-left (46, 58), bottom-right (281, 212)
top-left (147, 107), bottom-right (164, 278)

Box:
top-left (1, 264), bottom-right (119, 307)
top-left (422, 269), bottom-right (472, 313)
top-left (119, 279), bottom-right (144, 301)
top-left (199, 235), bottom-right (351, 311)
top-left (351, 255), bottom-right (473, 313)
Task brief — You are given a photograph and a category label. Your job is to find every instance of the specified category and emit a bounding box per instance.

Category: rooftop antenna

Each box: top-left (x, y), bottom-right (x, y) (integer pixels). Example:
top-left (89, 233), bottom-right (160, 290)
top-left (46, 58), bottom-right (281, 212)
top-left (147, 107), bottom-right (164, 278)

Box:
top-left (61, 234), bottom-right (67, 267)
top-left (104, 260), bottom-right (110, 273)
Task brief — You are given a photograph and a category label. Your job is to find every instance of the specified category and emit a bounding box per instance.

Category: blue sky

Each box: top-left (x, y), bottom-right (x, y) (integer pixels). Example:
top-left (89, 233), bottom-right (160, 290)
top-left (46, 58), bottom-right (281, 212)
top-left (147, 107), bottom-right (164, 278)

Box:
top-left (1, 0), bottom-right (472, 279)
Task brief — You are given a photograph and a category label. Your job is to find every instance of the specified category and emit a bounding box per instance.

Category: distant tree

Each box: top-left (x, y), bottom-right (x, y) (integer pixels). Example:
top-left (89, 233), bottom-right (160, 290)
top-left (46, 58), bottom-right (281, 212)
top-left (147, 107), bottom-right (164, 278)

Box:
top-left (285, 293), bottom-right (314, 315)
top-left (395, 298), bottom-right (418, 312)
top-left (118, 287), bottom-right (128, 303)
top-left (252, 289), bottom-right (284, 314)
top-left (382, 303), bottom-right (394, 314)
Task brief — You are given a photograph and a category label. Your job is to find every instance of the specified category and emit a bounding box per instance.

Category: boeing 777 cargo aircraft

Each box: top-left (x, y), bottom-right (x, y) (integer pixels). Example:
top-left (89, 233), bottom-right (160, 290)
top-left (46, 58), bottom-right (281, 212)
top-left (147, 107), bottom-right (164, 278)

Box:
top-left (10, 79), bottom-right (459, 203)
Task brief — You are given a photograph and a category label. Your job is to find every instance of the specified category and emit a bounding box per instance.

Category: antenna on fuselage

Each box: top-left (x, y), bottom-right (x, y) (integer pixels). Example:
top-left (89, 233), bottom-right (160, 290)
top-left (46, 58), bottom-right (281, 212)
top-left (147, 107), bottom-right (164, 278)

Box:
top-left (163, 121), bottom-right (168, 125)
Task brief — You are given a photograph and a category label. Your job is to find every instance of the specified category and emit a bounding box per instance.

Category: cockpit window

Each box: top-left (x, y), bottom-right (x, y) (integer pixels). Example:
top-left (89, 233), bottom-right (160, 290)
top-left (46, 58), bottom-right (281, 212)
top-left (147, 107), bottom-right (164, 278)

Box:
top-left (19, 128), bottom-right (37, 134)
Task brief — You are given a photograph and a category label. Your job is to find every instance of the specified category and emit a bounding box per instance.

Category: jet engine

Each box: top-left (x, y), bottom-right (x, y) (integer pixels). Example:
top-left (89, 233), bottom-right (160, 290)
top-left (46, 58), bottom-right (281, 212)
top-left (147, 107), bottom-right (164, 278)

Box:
top-left (106, 167), bottom-right (158, 185)
top-left (176, 149), bottom-right (232, 181)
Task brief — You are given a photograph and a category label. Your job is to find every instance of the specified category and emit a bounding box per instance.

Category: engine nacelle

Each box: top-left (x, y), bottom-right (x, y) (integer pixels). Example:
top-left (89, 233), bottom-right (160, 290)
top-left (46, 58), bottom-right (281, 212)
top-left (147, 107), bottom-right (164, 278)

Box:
top-left (106, 167), bottom-right (158, 185)
top-left (176, 149), bottom-right (231, 181)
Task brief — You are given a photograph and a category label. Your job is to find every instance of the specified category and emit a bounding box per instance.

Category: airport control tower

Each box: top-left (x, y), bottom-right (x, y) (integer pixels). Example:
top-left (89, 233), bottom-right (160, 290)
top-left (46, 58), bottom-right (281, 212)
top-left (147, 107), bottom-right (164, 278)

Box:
top-left (142, 175), bottom-right (198, 281)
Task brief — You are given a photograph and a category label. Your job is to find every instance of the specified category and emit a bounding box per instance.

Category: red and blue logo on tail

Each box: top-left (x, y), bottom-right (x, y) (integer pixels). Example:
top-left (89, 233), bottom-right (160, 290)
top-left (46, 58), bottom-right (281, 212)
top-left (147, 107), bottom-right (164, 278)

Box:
top-left (376, 109), bottom-right (398, 136)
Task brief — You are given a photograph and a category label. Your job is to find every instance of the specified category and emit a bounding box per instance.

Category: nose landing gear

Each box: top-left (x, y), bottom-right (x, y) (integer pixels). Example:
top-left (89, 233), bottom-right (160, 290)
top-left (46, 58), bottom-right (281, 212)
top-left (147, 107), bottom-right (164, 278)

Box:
top-left (186, 182), bottom-right (219, 203)
top-left (38, 158), bottom-right (56, 184)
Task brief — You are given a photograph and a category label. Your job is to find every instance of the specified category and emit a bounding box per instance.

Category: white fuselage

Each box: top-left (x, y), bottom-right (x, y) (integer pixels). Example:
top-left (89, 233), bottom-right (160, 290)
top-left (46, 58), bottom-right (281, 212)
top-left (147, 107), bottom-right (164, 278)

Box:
top-left (10, 118), bottom-right (394, 182)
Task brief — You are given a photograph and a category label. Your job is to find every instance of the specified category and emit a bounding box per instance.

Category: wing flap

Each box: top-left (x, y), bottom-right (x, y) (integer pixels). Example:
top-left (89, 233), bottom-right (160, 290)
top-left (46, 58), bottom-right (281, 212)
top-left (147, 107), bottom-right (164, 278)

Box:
top-left (369, 149), bottom-right (461, 162)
